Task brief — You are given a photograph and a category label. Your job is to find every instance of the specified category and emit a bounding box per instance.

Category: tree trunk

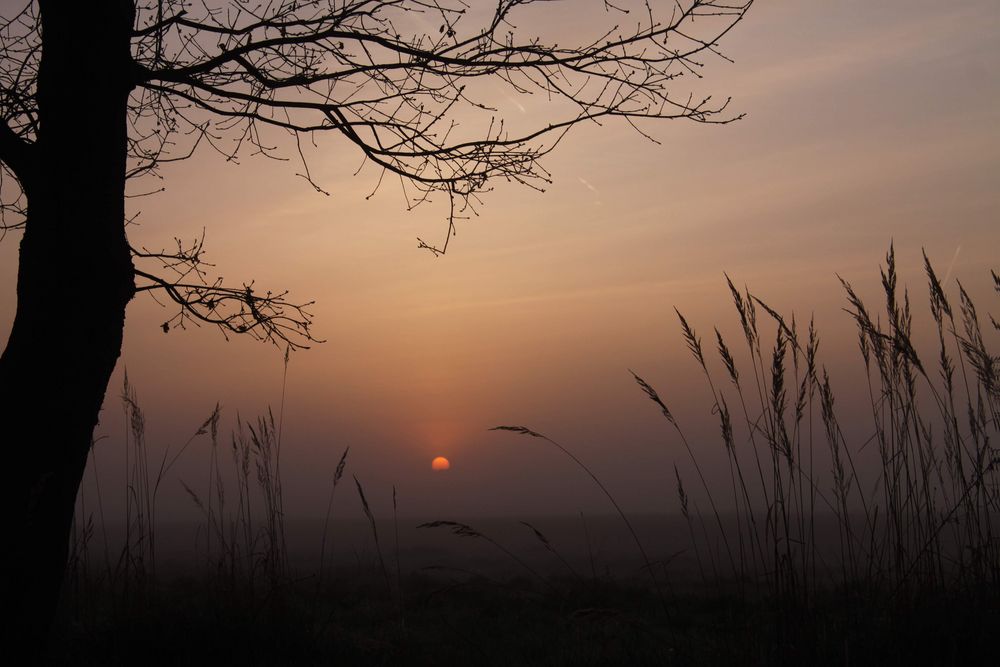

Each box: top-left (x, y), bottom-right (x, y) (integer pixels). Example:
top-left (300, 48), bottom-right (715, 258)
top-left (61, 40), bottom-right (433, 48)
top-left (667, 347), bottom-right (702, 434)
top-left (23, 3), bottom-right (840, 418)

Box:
top-left (0, 1), bottom-right (136, 653)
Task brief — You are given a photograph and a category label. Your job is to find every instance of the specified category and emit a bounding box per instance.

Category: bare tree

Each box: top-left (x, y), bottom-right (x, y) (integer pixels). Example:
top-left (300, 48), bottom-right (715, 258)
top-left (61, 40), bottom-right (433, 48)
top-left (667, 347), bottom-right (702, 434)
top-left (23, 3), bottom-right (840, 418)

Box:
top-left (0, 0), bottom-right (752, 648)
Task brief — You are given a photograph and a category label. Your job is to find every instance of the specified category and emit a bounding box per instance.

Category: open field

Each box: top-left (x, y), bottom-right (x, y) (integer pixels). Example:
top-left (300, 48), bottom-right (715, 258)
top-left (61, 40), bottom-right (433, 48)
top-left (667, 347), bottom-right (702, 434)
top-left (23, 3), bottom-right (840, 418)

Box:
top-left (49, 251), bottom-right (1000, 665)
top-left (49, 569), bottom-right (998, 666)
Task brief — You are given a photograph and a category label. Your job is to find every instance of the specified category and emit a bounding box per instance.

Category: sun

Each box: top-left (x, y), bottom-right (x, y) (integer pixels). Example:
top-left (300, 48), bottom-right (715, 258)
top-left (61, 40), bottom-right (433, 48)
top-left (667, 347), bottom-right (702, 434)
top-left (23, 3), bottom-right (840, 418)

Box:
top-left (431, 456), bottom-right (450, 471)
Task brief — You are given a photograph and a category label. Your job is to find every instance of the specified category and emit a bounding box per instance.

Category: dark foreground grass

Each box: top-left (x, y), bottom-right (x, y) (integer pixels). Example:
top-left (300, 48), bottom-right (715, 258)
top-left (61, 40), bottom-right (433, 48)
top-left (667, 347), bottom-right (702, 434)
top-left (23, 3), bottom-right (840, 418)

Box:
top-left (48, 572), bottom-right (998, 666)
top-left (56, 247), bottom-right (998, 665)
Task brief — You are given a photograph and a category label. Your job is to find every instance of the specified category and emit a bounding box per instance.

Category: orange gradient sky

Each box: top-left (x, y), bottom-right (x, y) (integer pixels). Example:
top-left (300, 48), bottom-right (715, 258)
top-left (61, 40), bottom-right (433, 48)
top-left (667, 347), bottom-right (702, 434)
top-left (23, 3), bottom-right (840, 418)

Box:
top-left (1, 0), bottom-right (998, 520)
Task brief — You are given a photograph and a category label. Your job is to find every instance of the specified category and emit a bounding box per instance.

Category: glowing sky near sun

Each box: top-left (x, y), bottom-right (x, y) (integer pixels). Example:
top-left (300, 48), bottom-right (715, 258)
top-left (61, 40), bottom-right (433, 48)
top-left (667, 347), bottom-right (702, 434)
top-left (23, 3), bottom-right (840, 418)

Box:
top-left (0, 0), bottom-right (998, 521)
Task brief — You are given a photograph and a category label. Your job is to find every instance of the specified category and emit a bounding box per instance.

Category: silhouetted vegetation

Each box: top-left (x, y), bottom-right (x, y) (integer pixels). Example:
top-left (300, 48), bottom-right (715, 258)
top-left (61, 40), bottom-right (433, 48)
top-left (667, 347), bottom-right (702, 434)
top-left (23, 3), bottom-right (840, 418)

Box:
top-left (0, 2), bottom-right (757, 645)
top-left (633, 246), bottom-right (1000, 597)
top-left (51, 248), bottom-right (998, 665)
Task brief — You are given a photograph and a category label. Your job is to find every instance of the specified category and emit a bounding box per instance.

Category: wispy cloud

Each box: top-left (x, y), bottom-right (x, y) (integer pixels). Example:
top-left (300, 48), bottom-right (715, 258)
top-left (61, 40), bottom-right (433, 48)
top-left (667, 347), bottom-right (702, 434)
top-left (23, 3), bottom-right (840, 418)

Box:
top-left (732, 3), bottom-right (998, 99)
top-left (577, 176), bottom-right (602, 205)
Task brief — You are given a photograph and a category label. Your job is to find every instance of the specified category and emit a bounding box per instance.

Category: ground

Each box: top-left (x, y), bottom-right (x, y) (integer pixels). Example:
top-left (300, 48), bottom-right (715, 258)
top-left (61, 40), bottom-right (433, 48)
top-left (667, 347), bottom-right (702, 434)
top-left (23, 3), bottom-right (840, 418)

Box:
top-left (48, 571), bottom-right (998, 666)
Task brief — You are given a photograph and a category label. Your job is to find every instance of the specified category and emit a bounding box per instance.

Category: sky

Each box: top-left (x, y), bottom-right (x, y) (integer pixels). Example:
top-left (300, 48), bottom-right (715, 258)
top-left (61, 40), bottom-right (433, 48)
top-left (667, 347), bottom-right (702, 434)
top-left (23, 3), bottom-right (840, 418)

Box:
top-left (1, 0), bottom-right (998, 523)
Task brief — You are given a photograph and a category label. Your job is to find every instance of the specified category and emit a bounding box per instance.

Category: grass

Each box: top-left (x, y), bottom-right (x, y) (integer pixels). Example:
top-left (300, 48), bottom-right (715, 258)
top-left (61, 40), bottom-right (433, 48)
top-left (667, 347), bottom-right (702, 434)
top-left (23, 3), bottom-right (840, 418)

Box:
top-left (633, 245), bottom-right (1000, 604)
top-left (56, 245), bottom-right (998, 665)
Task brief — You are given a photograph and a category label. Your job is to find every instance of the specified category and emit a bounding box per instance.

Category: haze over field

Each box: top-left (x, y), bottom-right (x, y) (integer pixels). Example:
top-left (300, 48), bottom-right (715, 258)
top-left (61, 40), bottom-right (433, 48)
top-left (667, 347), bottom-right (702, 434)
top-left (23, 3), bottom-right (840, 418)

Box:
top-left (1, 0), bottom-right (998, 522)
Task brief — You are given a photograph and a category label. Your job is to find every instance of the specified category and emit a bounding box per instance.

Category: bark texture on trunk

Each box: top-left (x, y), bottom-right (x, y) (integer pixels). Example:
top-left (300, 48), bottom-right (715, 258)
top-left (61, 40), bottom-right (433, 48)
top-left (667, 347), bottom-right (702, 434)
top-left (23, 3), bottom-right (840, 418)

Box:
top-left (0, 1), bottom-right (136, 652)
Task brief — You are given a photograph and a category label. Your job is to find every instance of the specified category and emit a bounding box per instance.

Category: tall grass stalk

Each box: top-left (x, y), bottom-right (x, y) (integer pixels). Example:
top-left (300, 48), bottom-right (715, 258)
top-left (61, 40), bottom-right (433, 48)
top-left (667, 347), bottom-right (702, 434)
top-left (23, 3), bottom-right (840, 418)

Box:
top-left (317, 446), bottom-right (350, 589)
top-left (633, 245), bottom-right (999, 606)
top-left (354, 475), bottom-right (392, 595)
top-left (490, 425), bottom-right (670, 611)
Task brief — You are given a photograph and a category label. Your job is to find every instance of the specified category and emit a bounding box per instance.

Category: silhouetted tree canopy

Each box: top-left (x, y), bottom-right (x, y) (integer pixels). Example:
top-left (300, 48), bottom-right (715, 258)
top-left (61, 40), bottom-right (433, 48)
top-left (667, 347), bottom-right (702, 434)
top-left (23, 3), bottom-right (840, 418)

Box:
top-left (1, 0), bottom-right (751, 348)
top-left (0, 0), bottom-right (751, 650)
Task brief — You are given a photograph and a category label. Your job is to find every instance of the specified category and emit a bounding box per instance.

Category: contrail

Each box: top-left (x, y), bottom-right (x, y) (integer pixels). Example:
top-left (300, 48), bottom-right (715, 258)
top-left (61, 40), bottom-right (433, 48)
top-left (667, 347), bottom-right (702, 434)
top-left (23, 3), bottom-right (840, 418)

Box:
top-left (506, 96), bottom-right (526, 113)
top-left (577, 176), bottom-right (599, 194)
top-left (942, 244), bottom-right (962, 285)
top-left (577, 176), bottom-right (601, 205)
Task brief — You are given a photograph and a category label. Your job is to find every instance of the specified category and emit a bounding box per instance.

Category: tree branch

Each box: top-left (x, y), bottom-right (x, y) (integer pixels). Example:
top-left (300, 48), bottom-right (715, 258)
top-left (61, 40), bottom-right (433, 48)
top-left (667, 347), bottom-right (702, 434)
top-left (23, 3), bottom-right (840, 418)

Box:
top-left (132, 233), bottom-right (320, 349)
top-left (0, 112), bottom-right (33, 182)
top-left (126, 0), bottom-right (753, 254)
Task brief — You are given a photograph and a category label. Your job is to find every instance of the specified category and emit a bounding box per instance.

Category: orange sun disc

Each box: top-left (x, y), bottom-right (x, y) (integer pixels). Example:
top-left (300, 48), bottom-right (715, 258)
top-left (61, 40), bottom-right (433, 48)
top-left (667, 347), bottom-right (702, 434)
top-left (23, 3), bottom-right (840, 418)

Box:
top-left (431, 456), bottom-right (450, 471)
